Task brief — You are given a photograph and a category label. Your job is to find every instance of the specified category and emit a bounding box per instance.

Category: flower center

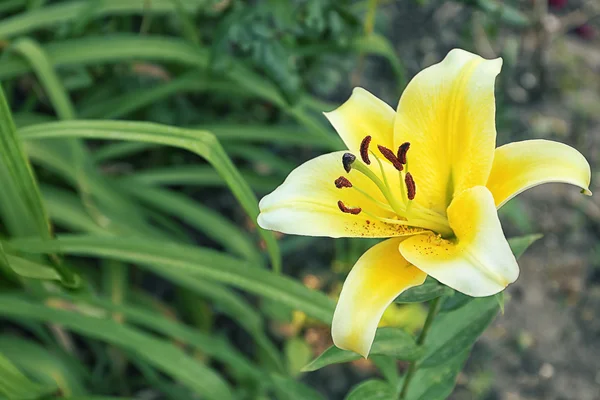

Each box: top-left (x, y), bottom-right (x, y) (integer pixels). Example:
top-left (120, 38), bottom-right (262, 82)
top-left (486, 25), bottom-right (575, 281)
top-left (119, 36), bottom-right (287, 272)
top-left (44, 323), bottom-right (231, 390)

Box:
top-left (334, 137), bottom-right (453, 236)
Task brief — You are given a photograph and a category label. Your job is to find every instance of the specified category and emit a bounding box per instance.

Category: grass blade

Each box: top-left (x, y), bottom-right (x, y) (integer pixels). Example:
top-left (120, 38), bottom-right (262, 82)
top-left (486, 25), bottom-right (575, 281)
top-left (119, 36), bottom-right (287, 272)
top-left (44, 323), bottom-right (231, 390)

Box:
top-left (19, 120), bottom-right (281, 271)
top-left (0, 296), bottom-right (233, 400)
top-left (8, 235), bottom-right (335, 323)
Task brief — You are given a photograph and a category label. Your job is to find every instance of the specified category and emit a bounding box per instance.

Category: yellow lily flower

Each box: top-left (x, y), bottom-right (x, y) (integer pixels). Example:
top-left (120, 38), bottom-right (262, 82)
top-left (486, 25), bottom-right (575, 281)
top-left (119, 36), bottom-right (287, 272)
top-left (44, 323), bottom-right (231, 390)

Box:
top-left (257, 49), bottom-right (591, 358)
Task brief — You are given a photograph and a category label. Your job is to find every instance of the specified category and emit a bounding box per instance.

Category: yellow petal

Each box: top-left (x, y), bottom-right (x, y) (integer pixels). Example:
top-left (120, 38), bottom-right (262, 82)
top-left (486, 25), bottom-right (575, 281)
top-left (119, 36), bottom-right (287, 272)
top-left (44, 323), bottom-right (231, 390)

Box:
top-left (399, 186), bottom-right (518, 297)
top-left (258, 152), bottom-right (424, 238)
top-left (487, 139), bottom-right (592, 208)
top-left (394, 49), bottom-right (502, 215)
top-left (324, 87), bottom-right (396, 154)
top-left (332, 238), bottom-right (427, 357)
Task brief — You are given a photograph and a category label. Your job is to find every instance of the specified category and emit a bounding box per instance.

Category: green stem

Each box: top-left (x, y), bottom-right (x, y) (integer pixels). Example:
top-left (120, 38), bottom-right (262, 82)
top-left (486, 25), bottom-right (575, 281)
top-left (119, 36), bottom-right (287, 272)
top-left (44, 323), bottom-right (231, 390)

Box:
top-left (398, 296), bottom-right (442, 399)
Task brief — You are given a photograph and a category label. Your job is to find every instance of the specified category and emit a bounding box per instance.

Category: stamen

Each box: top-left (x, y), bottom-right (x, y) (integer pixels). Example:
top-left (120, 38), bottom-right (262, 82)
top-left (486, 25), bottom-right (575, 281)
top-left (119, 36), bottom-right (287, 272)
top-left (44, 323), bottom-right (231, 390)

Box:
top-left (360, 136), bottom-right (372, 165)
top-left (405, 172), bottom-right (416, 200)
top-left (334, 176), bottom-right (352, 188)
top-left (377, 145), bottom-right (403, 171)
top-left (397, 142), bottom-right (410, 164)
top-left (337, 200), bottom-right (361, 215)
top-left (342, 153), bottom-right (356, 173)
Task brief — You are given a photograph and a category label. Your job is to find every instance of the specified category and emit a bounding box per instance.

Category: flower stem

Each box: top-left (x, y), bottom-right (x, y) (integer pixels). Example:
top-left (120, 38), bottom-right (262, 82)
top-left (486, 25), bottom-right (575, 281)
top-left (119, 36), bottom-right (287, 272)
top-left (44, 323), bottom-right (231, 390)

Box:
top-left (398, 296), bottom-right (443, 399)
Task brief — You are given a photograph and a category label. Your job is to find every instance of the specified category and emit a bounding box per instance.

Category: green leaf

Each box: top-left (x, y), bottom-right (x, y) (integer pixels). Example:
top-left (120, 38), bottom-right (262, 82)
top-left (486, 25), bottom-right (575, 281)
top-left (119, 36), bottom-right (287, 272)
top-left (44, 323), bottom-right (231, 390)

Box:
top-left (0, 0), bottom-right (210, 39)
top-left (0, 34), bottom-right (340, 147)
top-left (0, 84), bottom-right (51, 239)
top-left (269, 373), bottom-right (325, 400)
top-left (120, 165), bottom-right (280, 193)
top-left (118, 183), bottom-right (263, 264)
top-left (7, 235), bottom-right (335, 323)
top-left (11, 37), bottom-right (76, 120)
top-left (284, 338), bottom-right (313, 377)
top-left (40, 292), bottom-right (261, 383)
top-left (0, 350), bottom-right (56, 399)
top-left (394, 279), bottom-right (451, 303)
top-left (0, 242), bottom-right (19, 282)
top-left (302, 328), bottom-right (422, 372)
top-left (0, 296), bottom-right (233, 400)
top-left (404, 350), bottom-right (471, 400)
top-left (508, 234), bottom-right (543, 259)
top-left (5, 254), bottom-right (61, 281)
top-left (0, 336), bottom-right (86, 397)
top-left (370, 355), bottom-right (399, 386)
top-left (345, 380), bottom-right (394, 400)
top-left (18, 119), bottom-right (281, 272)
top-left (419, 297), bottom-right (499, 368)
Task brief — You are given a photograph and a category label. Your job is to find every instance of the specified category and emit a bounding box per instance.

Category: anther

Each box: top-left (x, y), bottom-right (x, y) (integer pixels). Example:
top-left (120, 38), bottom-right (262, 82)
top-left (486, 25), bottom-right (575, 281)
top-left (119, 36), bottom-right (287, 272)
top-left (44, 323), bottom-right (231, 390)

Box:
top-left (377, 145), bottom-right (403, 171)
top-left (405, 172), bottom-right (416, 200)
top-left (360, 135), bottom-right (372, 165)
top-left (337, 200), bottom-right (362, 215)
top-left (342, 153), bottom-right (356, 173)
top-left (334, 176), bottom-right (352, 188)
top-left (397, 142), bottom-right (410, 164)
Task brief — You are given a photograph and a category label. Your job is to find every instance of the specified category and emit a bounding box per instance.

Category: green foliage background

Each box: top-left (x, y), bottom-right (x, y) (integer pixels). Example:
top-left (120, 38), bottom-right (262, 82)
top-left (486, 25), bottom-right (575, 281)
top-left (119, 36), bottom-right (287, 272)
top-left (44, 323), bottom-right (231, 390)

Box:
top-left (0, 1), bottom-right (553, 399)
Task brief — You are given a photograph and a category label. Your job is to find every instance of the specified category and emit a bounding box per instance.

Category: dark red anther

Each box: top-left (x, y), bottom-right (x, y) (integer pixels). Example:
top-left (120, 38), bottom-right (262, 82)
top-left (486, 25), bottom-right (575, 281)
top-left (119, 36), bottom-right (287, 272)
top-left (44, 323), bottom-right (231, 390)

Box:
top-left (359, 135), bottom-right (372, 165)
top-left (405, 172), bottom-right (416, 200)
top-left (342, 153), bottom-right (356, 173)
top-left (397, 142), bottom-right (410, 165)
top-left (377, 145), bottom-right (403, 171)
top-left (334, 176), bottom-right (352, 188)
top-left (337, 200), bottom-right (362, 215)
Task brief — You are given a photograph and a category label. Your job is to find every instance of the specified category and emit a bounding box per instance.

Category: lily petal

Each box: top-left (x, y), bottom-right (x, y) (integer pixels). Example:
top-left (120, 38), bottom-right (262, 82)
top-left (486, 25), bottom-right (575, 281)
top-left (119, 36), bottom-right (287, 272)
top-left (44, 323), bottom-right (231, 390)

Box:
top-left (258, 152), bottom-right (424, 238)
top-left (332, 238), bottom-right (427, 357)
top-left (324, 87), bottom-right (396, 154)
top-left (487, 139), bottom-right (592, 208)
top-left (394, 49), bottom-right (502, 215)
top-left (399, 186), bottom-right (518, 297)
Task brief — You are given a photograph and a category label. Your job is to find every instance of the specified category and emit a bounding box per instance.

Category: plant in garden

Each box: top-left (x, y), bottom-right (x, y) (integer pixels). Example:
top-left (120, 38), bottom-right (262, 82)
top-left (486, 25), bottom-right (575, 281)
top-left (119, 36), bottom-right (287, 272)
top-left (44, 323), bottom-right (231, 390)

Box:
top-left (258, 49), bottom-right (591, 397)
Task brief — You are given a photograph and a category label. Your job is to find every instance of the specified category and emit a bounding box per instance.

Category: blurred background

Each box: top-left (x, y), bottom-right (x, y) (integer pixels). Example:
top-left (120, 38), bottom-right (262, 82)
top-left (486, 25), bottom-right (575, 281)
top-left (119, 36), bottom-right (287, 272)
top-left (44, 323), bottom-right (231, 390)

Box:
top-left (0, 0), bottom-right (599, 399)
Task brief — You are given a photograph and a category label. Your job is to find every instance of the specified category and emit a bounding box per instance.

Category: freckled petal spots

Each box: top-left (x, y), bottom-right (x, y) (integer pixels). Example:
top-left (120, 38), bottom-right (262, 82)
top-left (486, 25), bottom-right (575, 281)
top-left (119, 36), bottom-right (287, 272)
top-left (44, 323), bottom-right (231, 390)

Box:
top-left (258, 152), bottom-right (425, 238)
top-left (399, 186), bottom-right (518, 297)
top-left (487, 139), bottom-right (592, 208)
top-left (332, 238), bottom-right (427, 357)
top-left (394, 49), bottom-right (502, 215)
top-left (324, 88), bottom-right (396, 154)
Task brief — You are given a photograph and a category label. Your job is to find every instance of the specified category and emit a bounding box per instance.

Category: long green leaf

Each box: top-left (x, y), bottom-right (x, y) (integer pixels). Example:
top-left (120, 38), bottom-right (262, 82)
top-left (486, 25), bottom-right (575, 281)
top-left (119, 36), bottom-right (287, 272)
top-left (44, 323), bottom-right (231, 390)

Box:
top-left (119, 165), bottom-right (281, 192)
top-left (302, 328), bottom-right (422, 372)
top-left (418, 297), bottom-right (499, 368)
top-left (8, 235), bottom-right (335, 323)
top-left (18, 120), bottom-right (281, 272)
top-left (11, 38), bottom-right (76, 120)
top-left (0, 85), bottom-right (50, 238)
top-left (41, 293), bottom-right (261, 382)
top-left (0, 35), bottom-right (340, 147)
top-left (0, 296), bottom-right (233, 400)
top-left (0, 0), bottom-right (209, 39)
top-left (345, 380), bottom-right (394, 400)
top-left (0, 336), bottom-right (87, 397)
top-left (117, 183), bottom-right (262, 264)
top-left (394, 278), bottom-right (451, 304)
top-left (0, 350), bottom-right (56, 399)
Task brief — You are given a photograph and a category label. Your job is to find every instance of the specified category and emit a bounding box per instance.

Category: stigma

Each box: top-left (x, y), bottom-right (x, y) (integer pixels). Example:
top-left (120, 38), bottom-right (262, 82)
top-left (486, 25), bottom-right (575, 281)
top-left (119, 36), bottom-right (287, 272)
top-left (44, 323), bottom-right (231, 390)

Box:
top-left (342, 153), bottom-right (356, 173)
